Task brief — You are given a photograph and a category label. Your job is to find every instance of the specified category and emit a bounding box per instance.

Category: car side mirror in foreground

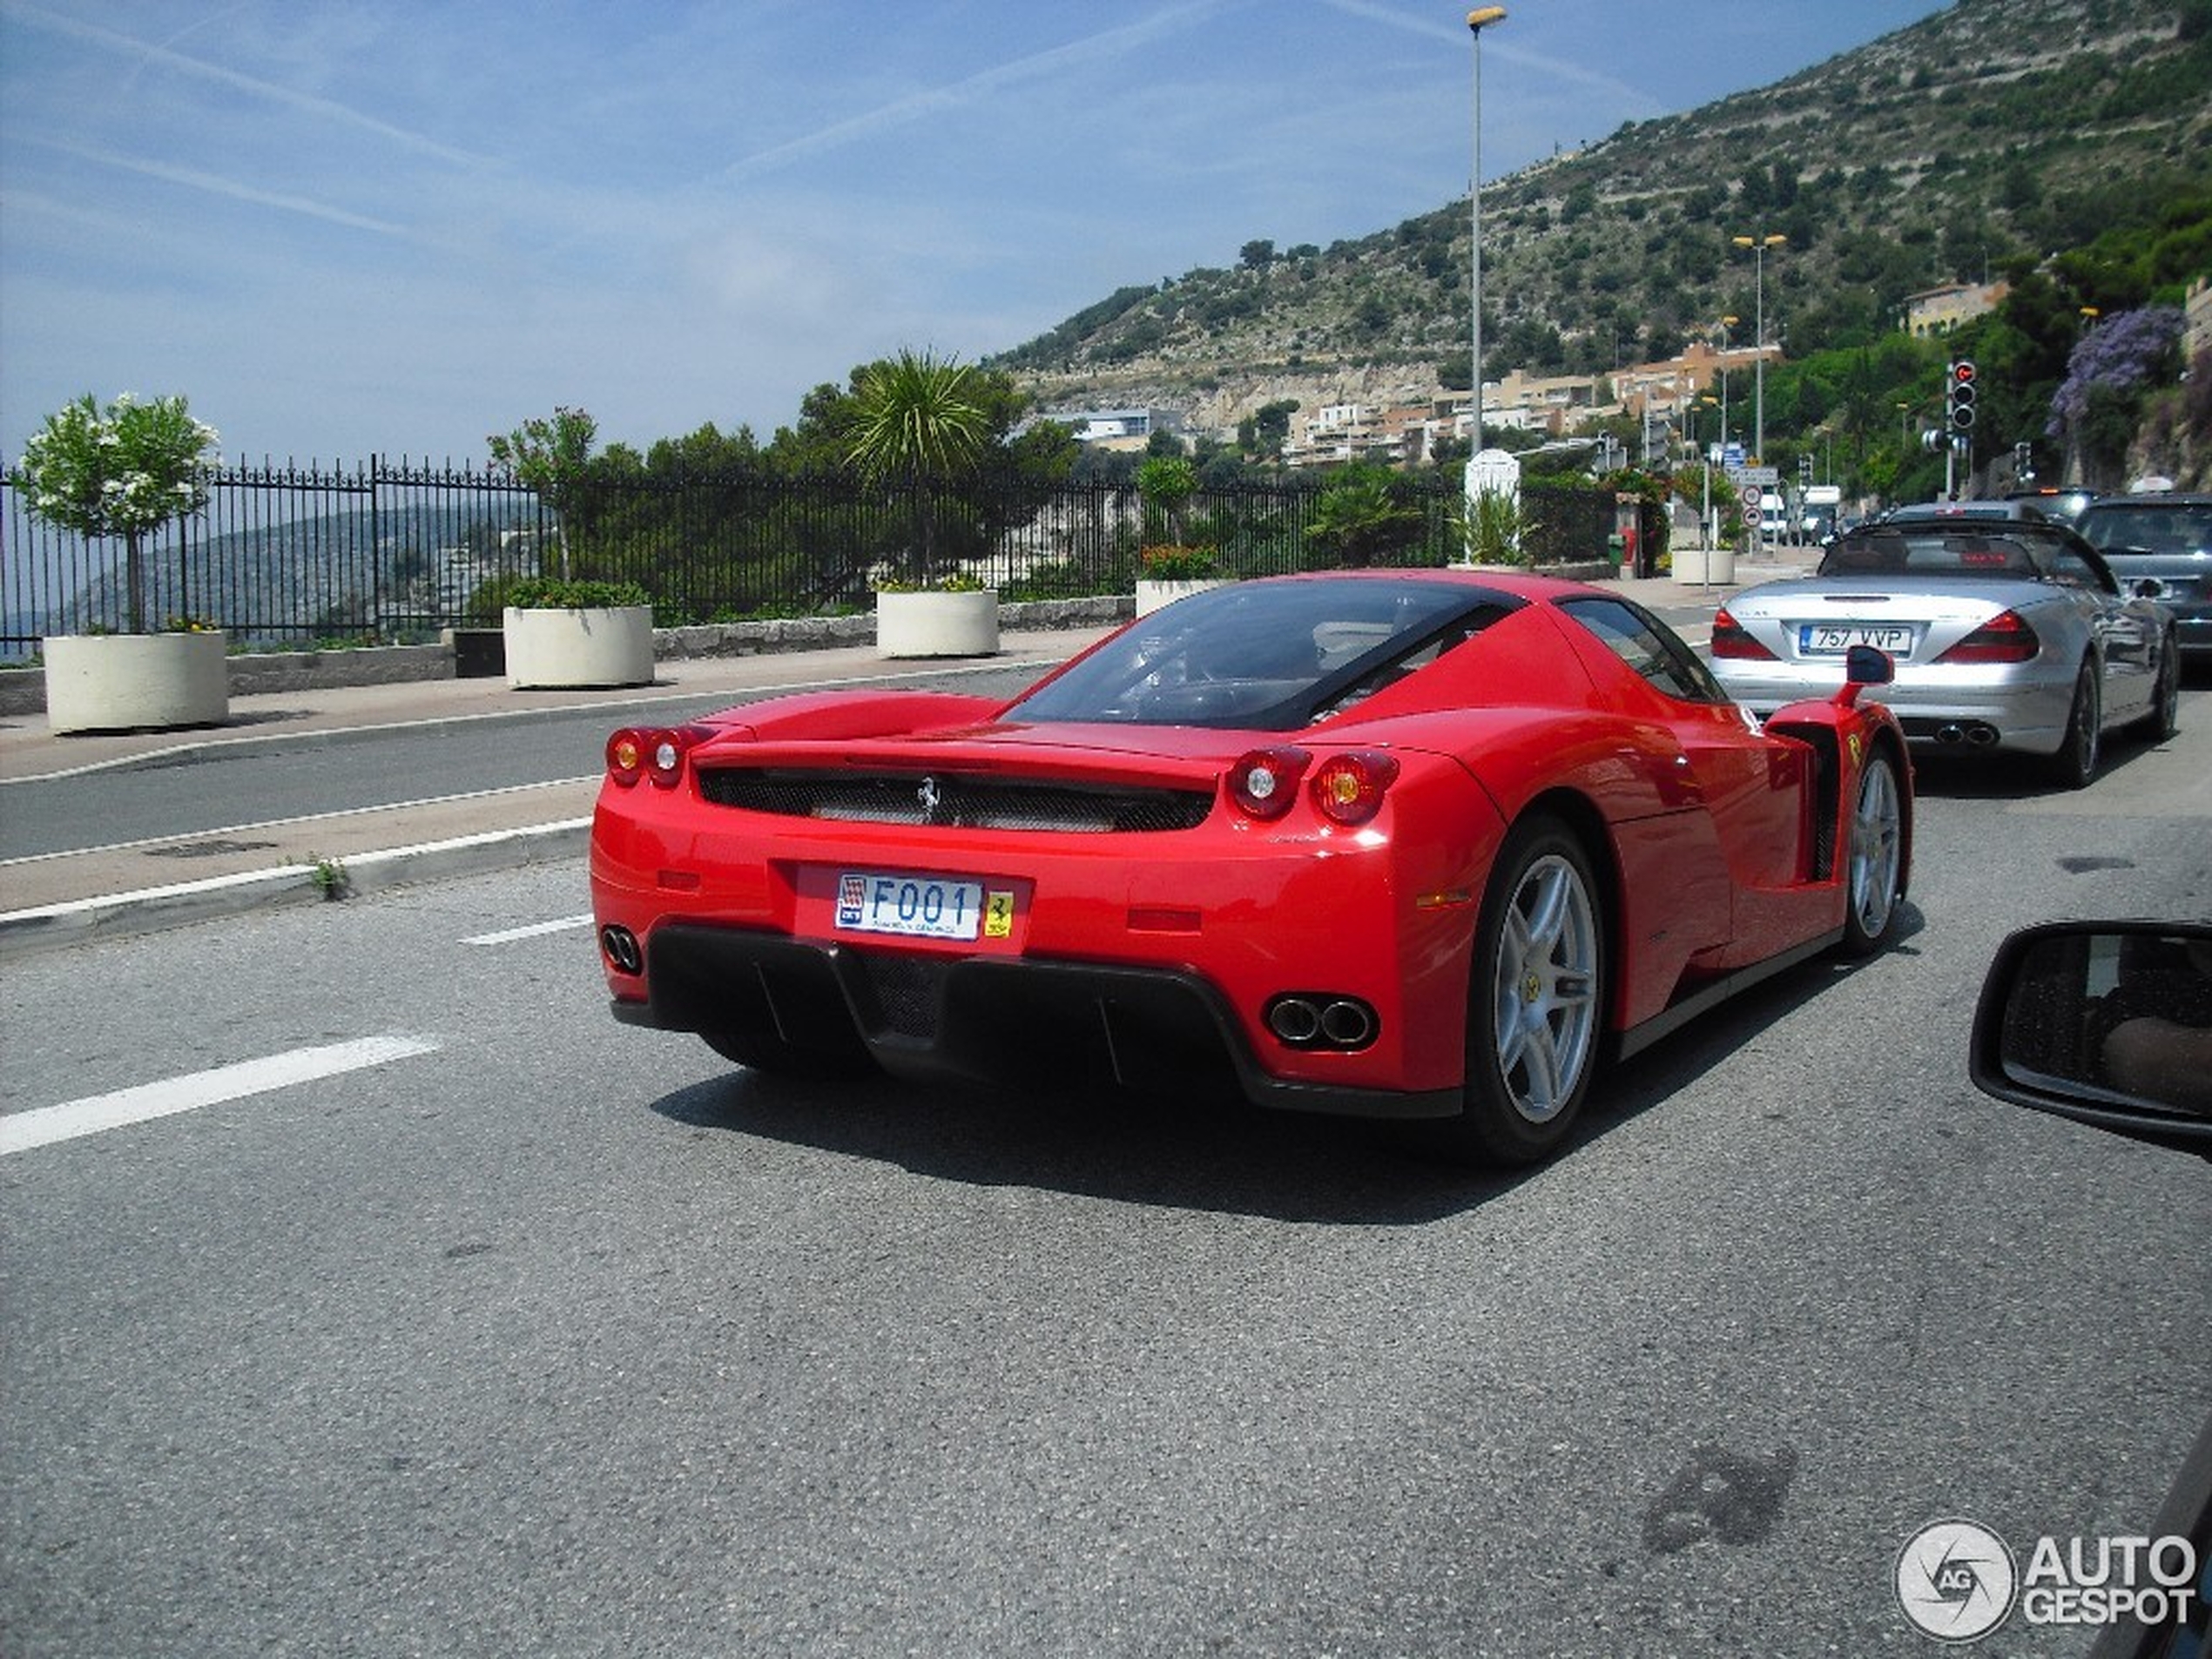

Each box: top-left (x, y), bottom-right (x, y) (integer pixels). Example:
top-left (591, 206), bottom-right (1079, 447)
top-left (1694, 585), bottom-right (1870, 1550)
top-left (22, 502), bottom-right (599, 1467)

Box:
top-left (1970, 921), bottom-right (2212, 1159)
top-left (1830, 644), bottom-right (1894, 709)
top-left (1844, 644), bottom-right (1895, 686)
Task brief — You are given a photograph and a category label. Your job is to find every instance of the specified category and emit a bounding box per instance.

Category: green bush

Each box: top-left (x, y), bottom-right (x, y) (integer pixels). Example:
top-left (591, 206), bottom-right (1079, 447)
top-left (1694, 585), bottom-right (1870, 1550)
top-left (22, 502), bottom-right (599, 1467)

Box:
top-left (503, 576), bottom-right (651, 610)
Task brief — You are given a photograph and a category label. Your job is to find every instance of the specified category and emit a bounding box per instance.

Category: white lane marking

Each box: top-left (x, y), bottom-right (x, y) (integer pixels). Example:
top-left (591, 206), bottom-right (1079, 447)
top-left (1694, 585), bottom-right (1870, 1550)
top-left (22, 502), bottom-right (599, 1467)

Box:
top-left (0, 1035), bottom-right (442, 1156)
top-left (462, 914), bottom-right (594, 947)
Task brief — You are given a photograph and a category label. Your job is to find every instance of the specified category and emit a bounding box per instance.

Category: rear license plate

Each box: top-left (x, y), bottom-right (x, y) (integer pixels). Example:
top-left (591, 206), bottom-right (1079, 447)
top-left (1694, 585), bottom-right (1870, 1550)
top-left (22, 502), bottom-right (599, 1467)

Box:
top-left (835, 871), bottom-right (988, 941)
top-left (1798, 623), bottom-right (1914, 657)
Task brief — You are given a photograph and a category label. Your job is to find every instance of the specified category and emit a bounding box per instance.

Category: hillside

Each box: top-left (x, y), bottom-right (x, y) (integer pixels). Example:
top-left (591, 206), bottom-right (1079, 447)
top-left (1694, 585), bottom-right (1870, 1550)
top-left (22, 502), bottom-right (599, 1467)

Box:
top-left (995, 0), bottom-right (2212, 440)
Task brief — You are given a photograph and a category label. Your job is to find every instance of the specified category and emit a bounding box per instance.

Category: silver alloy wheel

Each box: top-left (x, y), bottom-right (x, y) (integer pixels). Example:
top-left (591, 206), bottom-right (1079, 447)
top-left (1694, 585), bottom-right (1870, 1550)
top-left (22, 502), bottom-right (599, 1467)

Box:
top-left (1489, 852), bottom-right (1601, 1124)
top-left (1848, 755), bottom-right (1902, 941)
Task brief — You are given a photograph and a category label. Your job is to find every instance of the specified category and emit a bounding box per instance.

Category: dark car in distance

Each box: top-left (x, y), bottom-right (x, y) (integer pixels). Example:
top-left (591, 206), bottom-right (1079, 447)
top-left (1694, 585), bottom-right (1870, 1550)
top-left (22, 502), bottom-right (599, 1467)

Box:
top-left (2074, 493), bottom-right (2212, 665)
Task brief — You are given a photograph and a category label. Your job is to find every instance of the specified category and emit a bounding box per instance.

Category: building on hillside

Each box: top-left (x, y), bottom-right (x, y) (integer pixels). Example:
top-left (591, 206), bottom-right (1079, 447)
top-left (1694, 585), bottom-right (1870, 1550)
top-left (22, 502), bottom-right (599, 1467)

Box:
top-left (1059, 408), bottom-right (1183, 450)
top-left (1902, 281), bottom-right (2010, 338)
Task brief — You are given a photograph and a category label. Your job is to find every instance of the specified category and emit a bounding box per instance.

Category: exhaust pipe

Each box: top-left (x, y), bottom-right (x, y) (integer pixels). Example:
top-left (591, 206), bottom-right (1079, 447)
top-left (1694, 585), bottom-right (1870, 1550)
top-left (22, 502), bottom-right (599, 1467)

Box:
top-left (1319, 999), bottom-right (1377, 1048)
top-left (1935, 723), bottom-right (1965, 745)
top-left (1966, 724), bottom-right (1999, 747)
top-left (1265, 994), bottom-right (1379, 1051)
top-left (600, 925), bottom-right (644, 975)
top-left (1267, 996), bottom-right (1322, 1045)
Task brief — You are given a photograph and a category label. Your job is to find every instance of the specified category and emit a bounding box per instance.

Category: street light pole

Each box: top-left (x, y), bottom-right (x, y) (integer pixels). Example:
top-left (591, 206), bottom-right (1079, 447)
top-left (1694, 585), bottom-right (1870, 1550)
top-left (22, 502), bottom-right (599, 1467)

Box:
top-left (1714, 314), bottom-right (1737, 451)
top-left (1731, 233), bottom-right (1785, 460)
top-left (1467, 7), bottom-right (1506, 465)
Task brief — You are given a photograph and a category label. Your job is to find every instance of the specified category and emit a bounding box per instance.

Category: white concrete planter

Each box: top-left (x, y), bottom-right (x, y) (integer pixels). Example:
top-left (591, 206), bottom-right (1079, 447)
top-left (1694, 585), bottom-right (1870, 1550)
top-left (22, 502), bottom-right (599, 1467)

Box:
top-left (1670, 543), bottom-right (1736, 585)
top-left (1135, 577), bottom-right (1230, 617)
top-left (43, 631), bottom-right (229, 734)
top-left (875, 589), bottom-right (1000, 658)
top-left (502, 604), bottom-right (655, 689)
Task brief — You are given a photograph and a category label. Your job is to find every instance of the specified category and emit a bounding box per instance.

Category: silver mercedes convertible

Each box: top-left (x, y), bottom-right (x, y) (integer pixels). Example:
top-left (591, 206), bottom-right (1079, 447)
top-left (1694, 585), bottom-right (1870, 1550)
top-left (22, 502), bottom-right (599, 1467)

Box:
top-left (1710, 514), bottom-right (2180, 788)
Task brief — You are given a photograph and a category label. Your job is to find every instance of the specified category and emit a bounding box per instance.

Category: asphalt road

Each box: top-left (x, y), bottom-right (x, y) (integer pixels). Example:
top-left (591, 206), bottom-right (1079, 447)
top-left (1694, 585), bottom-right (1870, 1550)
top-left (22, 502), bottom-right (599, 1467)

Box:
top-left (3, 695), bottom-right (2209, 1656)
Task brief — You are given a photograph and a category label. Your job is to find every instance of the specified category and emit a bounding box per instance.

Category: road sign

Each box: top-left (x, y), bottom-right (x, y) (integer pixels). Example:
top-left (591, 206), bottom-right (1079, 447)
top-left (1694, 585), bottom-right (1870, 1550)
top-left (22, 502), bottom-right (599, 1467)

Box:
top-left (1730, 465), bottom-right (1779, 486)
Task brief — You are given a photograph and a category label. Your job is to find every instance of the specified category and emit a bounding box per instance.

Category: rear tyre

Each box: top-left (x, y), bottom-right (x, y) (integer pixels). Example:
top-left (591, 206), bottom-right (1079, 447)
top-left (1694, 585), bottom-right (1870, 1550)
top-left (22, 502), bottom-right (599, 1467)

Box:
top-left (1838, 749), bottom-right (1905, 956)
top-left (1434, 815), bottom-right (1606, 1167)
top-left (2047, 661), bottom-right (2101, 790)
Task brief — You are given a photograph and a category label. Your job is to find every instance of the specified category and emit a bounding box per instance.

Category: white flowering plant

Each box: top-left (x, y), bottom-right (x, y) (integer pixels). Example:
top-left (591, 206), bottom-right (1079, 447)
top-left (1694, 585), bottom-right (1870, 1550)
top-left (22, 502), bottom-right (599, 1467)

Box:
top-left (17, 392), bottom-right (221, 633)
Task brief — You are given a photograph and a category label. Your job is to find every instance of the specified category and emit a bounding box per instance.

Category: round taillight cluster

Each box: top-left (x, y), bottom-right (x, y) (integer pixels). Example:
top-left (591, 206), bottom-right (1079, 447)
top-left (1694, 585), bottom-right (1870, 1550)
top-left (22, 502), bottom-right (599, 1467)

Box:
top-left (1310, 751), bottom-right (1399, 826)
top-left (606, 725), bottom-right (710, 789)
top-left (1226, 746), bottom-right (1311, 819)
top-left (1225, 746), bottom-right (1399, 827)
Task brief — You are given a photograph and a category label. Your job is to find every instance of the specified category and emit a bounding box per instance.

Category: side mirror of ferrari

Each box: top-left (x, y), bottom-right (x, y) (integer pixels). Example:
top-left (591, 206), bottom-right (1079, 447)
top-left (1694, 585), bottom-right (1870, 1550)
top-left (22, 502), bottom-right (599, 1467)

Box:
top-left (1969, 921), bottom-right (2212, 1160)
top-left (1844, 644), bottom-right (1894, 686)
top-left (1829, 644), bottom-right (1893, 708)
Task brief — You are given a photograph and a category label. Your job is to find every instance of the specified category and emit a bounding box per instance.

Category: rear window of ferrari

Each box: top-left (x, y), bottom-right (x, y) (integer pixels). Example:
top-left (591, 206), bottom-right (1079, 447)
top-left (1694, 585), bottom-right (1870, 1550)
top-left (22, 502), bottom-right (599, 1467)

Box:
top-left (1002, 578), bottom-right (1519, 730)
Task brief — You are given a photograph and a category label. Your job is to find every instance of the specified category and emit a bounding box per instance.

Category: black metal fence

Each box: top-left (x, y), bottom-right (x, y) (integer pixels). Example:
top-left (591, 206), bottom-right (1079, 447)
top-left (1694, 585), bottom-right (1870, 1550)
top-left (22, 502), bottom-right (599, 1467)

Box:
top-left (1, 459), bottom-right (1620, 658)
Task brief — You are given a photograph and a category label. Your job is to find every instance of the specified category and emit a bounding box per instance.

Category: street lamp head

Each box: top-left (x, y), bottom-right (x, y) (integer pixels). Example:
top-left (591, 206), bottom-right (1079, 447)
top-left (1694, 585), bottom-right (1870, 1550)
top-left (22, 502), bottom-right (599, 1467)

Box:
top-left (1467, 6), bottom-right (1507, 29)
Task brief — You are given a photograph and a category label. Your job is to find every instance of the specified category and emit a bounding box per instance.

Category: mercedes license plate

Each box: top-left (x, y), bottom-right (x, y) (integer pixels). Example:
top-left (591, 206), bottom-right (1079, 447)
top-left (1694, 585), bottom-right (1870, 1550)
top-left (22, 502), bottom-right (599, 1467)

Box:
top-left (1798, 623), bottom-right (1913, 657)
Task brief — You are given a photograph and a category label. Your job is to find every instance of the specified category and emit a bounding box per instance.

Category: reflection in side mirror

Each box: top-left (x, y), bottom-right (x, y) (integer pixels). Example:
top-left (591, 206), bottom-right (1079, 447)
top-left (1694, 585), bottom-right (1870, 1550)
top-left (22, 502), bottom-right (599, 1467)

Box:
top-left (1970, 921), bottom-right (2212, 1157)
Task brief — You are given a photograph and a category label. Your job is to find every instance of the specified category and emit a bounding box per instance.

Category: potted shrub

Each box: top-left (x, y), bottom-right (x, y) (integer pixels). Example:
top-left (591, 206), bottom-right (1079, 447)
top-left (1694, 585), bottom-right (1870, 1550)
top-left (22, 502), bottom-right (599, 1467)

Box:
top-left (846, 349), bottom-right (1001, 658)
top-left (501, 577), bottom-right (655, 689)
top-left (1134, 543), bottom-right (1226, 615)
top-left (488, 407), bottom-right (657, 686)
top-left (871, 572), bottom-right (1000, 658)
top-left (17, 392), bottom-right (228, 734)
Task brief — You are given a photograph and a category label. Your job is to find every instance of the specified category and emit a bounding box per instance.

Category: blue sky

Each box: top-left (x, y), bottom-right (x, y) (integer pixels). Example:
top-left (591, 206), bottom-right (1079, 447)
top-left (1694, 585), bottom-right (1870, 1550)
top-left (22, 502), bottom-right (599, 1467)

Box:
top-left (0, 1), bottom-right (1951, 466)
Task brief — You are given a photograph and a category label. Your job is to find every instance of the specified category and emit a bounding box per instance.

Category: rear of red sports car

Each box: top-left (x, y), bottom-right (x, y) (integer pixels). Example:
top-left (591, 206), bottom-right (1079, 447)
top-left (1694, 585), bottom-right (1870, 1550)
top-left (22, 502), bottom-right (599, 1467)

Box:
top-left (590, 575), bottom-right (1565, 1116)
top-left (588, 570), bottom-right (1907, 1142)
top-left (591, 697), bottom-right (1519, 1116)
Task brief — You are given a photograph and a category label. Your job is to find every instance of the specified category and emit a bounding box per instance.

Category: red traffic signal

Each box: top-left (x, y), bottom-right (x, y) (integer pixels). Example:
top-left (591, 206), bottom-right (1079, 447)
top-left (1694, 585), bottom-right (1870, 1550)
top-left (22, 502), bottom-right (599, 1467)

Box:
top-left (1949, 359), bottom-right (1979, 429)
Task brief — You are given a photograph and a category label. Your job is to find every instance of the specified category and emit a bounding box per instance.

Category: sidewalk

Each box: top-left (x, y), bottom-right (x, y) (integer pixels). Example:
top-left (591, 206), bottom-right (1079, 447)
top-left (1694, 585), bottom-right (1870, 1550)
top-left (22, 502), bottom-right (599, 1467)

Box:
top-left (0, 560), bottom-right (1805, 959)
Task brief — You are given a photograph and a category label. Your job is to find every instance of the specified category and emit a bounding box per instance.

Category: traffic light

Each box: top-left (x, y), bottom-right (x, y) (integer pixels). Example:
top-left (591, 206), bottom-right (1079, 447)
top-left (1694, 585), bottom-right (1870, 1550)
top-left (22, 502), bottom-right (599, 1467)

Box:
top-left (1798, 454), bottom-right (1813, 487)
top-left (1949, 360), bottom-right (1978, 430)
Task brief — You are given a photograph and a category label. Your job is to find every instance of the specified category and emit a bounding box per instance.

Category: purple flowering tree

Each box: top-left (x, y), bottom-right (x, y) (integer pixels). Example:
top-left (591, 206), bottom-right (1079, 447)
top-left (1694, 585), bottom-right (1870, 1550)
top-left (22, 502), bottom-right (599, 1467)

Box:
top-left (2047, 307), bottom-right (2183, 489)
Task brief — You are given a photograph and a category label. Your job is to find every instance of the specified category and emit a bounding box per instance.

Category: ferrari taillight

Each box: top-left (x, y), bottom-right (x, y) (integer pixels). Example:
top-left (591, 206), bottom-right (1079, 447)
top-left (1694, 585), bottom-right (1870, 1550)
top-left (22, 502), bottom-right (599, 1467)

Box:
top-left (1226, 746), bottom-right (1312, 819)
top-left (606, 725), bottom-right (711, 789)
top-left (1936, 610), bottom-right (2040, 664)
top-left (1310, 751), bottom-right (1399, 826)
top-left (1710, 607), bottom-right (1778, 660)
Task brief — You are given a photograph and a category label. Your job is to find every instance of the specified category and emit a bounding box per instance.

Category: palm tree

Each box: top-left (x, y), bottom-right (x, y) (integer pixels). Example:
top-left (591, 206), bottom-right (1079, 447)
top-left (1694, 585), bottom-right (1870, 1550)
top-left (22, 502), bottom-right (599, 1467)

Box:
top-left (845, 347), bottom-right (989, 587)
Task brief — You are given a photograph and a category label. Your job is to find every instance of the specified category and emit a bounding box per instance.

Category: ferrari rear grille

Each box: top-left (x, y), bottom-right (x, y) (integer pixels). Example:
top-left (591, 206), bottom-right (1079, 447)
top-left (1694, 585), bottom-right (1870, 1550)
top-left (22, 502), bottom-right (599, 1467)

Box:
top-left (694, 767), bottom-right (1214, 833)
top-left (849, 949), bottom-right (946, 1039)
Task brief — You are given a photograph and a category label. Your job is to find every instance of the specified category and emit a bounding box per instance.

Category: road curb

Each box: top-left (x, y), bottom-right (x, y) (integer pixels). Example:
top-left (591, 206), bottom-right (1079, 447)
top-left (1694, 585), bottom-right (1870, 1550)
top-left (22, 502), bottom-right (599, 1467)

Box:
top-left (0, 819), bottom-right (590, 962)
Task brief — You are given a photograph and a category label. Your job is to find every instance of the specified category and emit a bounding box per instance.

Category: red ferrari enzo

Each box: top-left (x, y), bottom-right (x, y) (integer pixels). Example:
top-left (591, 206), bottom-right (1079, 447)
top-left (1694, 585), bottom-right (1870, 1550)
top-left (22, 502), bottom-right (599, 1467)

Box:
top-left (591, 570), bottom-right (1911, 1164)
